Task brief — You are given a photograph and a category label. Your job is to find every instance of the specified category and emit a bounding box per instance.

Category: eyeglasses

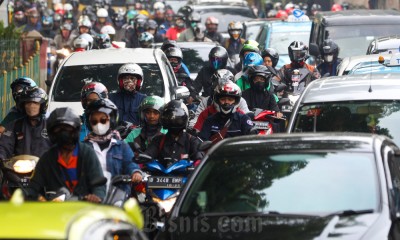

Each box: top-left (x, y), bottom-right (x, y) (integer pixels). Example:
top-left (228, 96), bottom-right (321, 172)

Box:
top-left (90, 118), bottom-right (109, 125)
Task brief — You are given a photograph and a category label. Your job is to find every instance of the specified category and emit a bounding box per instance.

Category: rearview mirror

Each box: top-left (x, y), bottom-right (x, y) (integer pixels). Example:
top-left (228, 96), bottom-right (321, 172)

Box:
top-left (45, 80), bottom-right (52, 87)
top-left (135, 153), bottom-right (152, 164)
top-left (309, 43), bottom-right (320, 57)
top-left (175, 86), bottom-right (190, 100)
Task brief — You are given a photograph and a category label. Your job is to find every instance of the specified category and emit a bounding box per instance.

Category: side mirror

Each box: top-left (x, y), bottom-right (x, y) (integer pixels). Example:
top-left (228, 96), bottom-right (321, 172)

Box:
top-left (175, 86), bottom-right (190, 100)
top-left (309, 43), bottom-right (320, 58)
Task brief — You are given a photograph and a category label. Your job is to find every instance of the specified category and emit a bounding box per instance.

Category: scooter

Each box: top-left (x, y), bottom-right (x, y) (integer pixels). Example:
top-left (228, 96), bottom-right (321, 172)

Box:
top-left (251, 109), bottom-right (286, 135)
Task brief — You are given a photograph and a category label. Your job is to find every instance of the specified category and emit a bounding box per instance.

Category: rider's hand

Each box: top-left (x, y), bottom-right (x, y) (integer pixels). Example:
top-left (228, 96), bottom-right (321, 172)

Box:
top-left (84, 194), bottom-right (102, 203)
top-left (276, 112), bottom-right (284, 118)
top-left (187, 96), bottom-right (194, 105)
top-left (131, 172), bottom-right (143, 183)
top-left (38, 195), bottom-right (47, 202)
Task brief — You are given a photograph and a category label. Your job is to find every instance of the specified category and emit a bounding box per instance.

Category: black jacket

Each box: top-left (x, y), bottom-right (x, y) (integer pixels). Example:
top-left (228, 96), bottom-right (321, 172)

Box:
top-left (193, 65), bottom-right (237, 97)
top-left (242, 88), bottom-right (280, 112)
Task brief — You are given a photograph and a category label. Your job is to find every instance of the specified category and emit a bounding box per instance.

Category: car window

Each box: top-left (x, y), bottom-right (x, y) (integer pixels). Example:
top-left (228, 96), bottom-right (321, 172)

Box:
top-left (180, 152), bottom-right (378, 214)
top-left (181, 47), bottom-right (210, 74)
top-left (244, 24), bottom-right (262, 41)
top-left (269, 30), bottom-right (310, 54)
top-left (292, 101), bottom-right (400, 146)
top-left (53, 63), bottom-right (164, 101)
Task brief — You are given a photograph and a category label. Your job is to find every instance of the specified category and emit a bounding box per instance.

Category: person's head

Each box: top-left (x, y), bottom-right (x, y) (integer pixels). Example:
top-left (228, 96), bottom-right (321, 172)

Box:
top-left (205, 16), bottom-right (218, 33)
top-left (47, 107), bottom-right (81, 150)
top-left (134, 16), bottom-right (147, 34)
top-left (19, 87), bottom-right (48, 117)
top-left (188, 12), bottom-right (201, 29)
top-left (96, 8), bottom-right (108, 24)
top-left (239, 40), bottom-right (260, 60)
top-left (140, 95), bottom-right (164, 126)
top-left (161, 40), bottom-right (178, 52)
top-left (210, 69), bottom-right (234, 91)
top-left (101, 25), bottom-right (116, 41)
top-left (63, 10), bottom-right (74, 24)
top-left (126, 9), bottom-right (138, 23)
top-left (247, 65), bottom-right (273, 92)
top-left (73, 36), bottom-right (90, 51)
top-left (161, 100), bottom-right (188, 135)
top-left (242, 52), bottom-right (263, 71)
top-left (117, 63), bottom-right (144, 92)
top-left (174, 13), bottom-right (185, 29)
top-left (261, 48), bottom-right (279, 68)
top-left (95, 33), bottom-right (111, 49)
top-left (321, 39), bottom-right (339, 63)
top-left (14, 10), bottom-right (26, 24)
top-left (53, 13), bottom-right (62, 29)
top-left (209, 46), bottom-right (228, 71)
top-left (41, 15), bottom-right (53, 30)
top-left (194, 23), bottom-right (206, 40)
top-left (165, 9), bottom-right (174, 22)
top-left (60, 22), bottom-right (73, 39)
top-left (79, 33), bottom-right (94, 50)
top-left (138, 32), bottom-right (154, 48)
top-left (145, 19), bottom-right (158, 35)
top-left (10, 77), bottom-right (38, 105)
top-left (85, 98), bottom-right (118, 136)
top-left (213, 82), bottom-right (241, 115)
top-left (27, 9), bottom-right (40, 25)
top-left (227, 21), bottom-right (243, 40)
top-left (165, 47), bottom-right (183, 73)
top-left (81, 82), bottom-right (108, 109)
top-left (288, 41), bottom-right (308, 64)
top-left (112, 11), bottom-right (125, 29)
top-left (153, 2), bottom-right (165, 18)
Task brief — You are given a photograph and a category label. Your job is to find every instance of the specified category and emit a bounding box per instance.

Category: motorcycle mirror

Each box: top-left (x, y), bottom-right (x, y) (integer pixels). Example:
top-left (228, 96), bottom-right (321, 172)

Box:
top-left (136, 153), bottom-right (152, 163)
top-left (199, 141), bottom-right (213, 151)
top-left (130, 142), bottom-right (143, 153)
top-left (45, 80), bottom-right (52, 87)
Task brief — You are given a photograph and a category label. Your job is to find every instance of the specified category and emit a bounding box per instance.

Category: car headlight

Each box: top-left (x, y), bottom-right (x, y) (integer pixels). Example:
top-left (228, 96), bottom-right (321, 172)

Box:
top-left (13, 160), bottom-right (36, 173)
top-left (153, 197), bottom-right (177, 213)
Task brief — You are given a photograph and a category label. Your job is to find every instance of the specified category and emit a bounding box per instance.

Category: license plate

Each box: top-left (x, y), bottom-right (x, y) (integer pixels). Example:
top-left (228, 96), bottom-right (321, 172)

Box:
top-left (20, 177), bottom-right (31, 187)
top-left (147, 176), bottom-right (183, 189)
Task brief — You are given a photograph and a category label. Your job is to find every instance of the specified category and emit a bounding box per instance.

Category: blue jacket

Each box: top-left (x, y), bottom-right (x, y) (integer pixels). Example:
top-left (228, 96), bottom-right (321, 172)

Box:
top-left (109, 91), bottom-right (147, 126)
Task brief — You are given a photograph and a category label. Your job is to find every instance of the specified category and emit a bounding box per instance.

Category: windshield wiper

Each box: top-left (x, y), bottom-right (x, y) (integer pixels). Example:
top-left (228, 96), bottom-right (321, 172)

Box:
top-left (322, 209), bottom-right (374, 218)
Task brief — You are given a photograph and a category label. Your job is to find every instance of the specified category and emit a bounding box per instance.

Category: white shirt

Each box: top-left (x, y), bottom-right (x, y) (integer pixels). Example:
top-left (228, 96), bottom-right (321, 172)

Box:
top-left (90, 138), bottom-right (117, 192)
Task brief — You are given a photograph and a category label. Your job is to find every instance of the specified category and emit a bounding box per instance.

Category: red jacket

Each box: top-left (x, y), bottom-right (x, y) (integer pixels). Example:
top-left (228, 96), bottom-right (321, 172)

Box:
top-left (165, 27), bottom-right (185, 40)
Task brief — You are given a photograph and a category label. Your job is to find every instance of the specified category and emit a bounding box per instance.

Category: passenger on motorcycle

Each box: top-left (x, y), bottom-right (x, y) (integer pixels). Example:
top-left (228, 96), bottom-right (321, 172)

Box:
top-left (144, 100), bottom-right (204, 167)
top-left (198, 82), bottom-right (253, 142)
top-left (261, 48), bottom-right (279, 70)
top-left (235, 52), bottom-right (263, 88)
top-left (317, 39), bottom-right (341, 77)
top-left (84, 99), bottom-right (142, 193)
top-left (80, 82), bottom-right (109, 141)
top-left (160, 40), bottom-right (190, 76)
top-left (0, 87), bottom-right (52, 160)
top-left (237, 40), bottom-right (260, 71)
top-left (138, 31), bottom-right (154, 48)
top-left (145, 19), bottom-right (164, 43)
top-left (205, 16), bottom-right (224, 45)
top-left (125, 96), bottom-right (167, 153)
top-left (28, 107), bottom-right (106, 203)
top-left (165, 13), bottom-right (186, 40)
top-left (109, 63), bottom-right (147, 126)
top-left (224, 21), bottom-right (246, 64)
top-left (275, 41), bottom-right (320, 94)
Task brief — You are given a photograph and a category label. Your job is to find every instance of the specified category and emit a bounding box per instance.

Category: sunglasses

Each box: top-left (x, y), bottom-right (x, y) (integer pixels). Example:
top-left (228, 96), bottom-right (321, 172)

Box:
top-left (90, 118), bottom-right (109, 126)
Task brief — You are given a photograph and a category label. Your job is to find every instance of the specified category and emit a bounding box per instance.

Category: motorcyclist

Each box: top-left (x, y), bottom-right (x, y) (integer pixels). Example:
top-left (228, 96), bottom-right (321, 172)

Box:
top-left (160, 40), bottom-right (190, 76)
top-left (224, 21), bottom-right (245, 64)
top-left (236, 39), bottom-right (260, 72)
top-left (109, 63), bottom-right (147, 126)
top-left (27, 107), bottom-right (106, 203)
top-left (13, 9), bottom-right (26, 28)
top-left (317, 39), bottom-right (341, 77)
top-left (204, 16), bottom-right (224, 45)
top-left (198, 82), bottom-right (253, 142)
top-left (23, 9), bottom-right (42, 32)
top-left (165, 13), bottom-right (186, 40)
top-left (80, 82), bottom-right (109, 141)
top-left (275, 41), bottom-right (320, 94)
top-left (125, 15), bottom-right (147, 48)
top-left (145, 19), bottom-right (164, 43)
top-left (177, 12), bottom-right (201, 42)
top-left (188, 23), bottom-right (212, 42)
top-left (235, 52), bottom-right (264, 88)
top-left (125, 96), bottom-right (167, 153)
top-left (261, 48), bottom-right (280, 70)
top-left (54, 22), bottom-right (77, 50)
top-left (84, 98), bottom-right (143, 193)
top-left (93, 33), bottom-right (112, 49)
top-left (0, 87), bottom-right (51, 160)
top-left (111, 11), bottom-right (126, 41)
top-left (138, 32), bottom-right (154, 48)
top-left (159, 9), bottom-right (174, 38)
top-left (40, 15), bottom-right (56, 39)
top-left (93, 8), bottom-right (112, 33)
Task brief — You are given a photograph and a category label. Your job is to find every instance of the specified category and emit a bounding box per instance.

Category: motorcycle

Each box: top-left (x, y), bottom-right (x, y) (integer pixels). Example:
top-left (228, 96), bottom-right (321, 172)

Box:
top-left (0, 155), bottom-right (39, 199)
top-left (251, 108), bottom-right (286, 135)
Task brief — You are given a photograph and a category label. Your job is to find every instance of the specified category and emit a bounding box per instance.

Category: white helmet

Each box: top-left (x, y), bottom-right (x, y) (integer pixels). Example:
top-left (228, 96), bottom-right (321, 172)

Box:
top-left (63, 3), bottom-right (73, 11)
top-left (73, 36), bottom-right (89, 50)
top-left (78, 16), bottom-right (92, 29)
top-left (153, 2), bottom-right (165, 11)
top-left (117, 63), bottom-right (144, 91)
top-left (96, 8), bottom-right (108, 18)
top-left (101, 25), bottom-right (116, 35)
top-left (79, 33), bottom-right (94, 50)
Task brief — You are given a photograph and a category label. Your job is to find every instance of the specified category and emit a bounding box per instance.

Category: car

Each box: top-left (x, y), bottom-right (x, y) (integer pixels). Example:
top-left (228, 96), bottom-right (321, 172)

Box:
top-left (156, 133), bottom-right (400, 239)
top-left (256, 19), bottom-right (312, 69)
top-left (309, 10), bottom-right (400, 63)
top-left (347, 54), bottom-right (400, 75)
top-left (242, 19), bottom-right (271, 41)
top-left (47, 48), bottom-right (190, 116)
top-left (366, 35), bottom-right (400, 55)
top-left (336, 53), bottom-right (391, 76)
top-left (287, 74), bottom-right (400, 146)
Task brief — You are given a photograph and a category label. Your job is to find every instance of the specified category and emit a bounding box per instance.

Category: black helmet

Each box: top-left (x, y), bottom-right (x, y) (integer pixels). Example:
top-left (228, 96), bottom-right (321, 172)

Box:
top-left (145, 19), bottom-right (158, 30)
top-left (138, 32), bottom-right (154, 48)
top-left (19, 87), bottom-right (48, 114)
top-left (161, 100), bottom-right (188, 131)
top-left (288, 41), bottom-right (308, 63)
top-left (161, 40), bottom-right (179, 52)
top-left (247, 65), bottom-right (273, 91)
top-left (47, 107), bottom-right (81, 144)
top-left (261, 48), bottom-right (279, 68)
top-left (188, 12), bottom-right (201, 23)
top-left (134, 17), bottom-right (147, 33)
top-left (85, 98), bottom-right (119, 130)
top-left (81, 82), bottom-right (108, 109)
top-left (10, 77), bottom-right (38, 102)
top-left (321, 39), bottom-right (339, 62)
top-left (209, 46), bottom-right (228, 71)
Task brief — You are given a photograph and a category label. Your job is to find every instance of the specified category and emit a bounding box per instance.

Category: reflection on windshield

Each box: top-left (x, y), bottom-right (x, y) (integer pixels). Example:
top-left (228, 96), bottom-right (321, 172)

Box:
top-left (180, 152), bottom-right (377, 215)
top-left (181, 47), bottom-right (210, 73)
top-left (270, 31), bottom-right (310, 54)
top-left (54, 63), bottom-right (165, 101)
top-left (293, 101), bottom-right (400, 145)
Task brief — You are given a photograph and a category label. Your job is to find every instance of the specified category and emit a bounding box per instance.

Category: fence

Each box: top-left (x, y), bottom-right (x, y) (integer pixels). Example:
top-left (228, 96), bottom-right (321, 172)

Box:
top-left (0, 40), bottom-right (40, 120)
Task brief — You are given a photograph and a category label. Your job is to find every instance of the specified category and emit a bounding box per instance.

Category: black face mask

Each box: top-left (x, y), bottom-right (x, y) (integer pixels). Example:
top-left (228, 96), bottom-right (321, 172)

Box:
top-left (53, 130), bottom-right (79, 148)
top-left (168, 128), bottom-right (183, 135)
top-left (220, 103), bottom-right (234, 115)
top-left (253, 82), bottom-right (266, 92)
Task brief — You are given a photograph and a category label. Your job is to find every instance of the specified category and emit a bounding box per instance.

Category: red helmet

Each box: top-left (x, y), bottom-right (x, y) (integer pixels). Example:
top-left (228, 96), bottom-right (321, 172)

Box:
top-left (331, 4), bottom-right (343, 12)
top-left (276, 10), bottom-right (288, 19)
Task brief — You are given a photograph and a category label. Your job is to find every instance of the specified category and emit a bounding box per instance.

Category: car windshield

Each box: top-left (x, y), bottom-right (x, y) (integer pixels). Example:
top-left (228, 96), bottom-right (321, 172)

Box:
top-left (244, 24), bottom-right (262, 40)
top-left (180, 151), bottom-right (378, 215)
top-left (53, 63), bottom-right (164, 101)
top-left (292, 101), bottom-right (400, 145)
top-left (181, 47), bottom-right (212, 74)
top-left (269, 30), bottom-right (310, 54)
top-left (325, 25), bottom-right (400, 59)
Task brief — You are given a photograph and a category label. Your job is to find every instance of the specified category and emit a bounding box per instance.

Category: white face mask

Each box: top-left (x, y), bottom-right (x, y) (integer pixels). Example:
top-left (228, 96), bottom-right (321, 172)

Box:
top-left (92, 121), bottom-right (110, 135)
top-left (324, 55), bottom-right (334, 63)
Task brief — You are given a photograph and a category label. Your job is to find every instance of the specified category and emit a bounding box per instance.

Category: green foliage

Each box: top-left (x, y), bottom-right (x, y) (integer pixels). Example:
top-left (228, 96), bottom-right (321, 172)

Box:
top-left (0, 20), bottom-right (23, 39)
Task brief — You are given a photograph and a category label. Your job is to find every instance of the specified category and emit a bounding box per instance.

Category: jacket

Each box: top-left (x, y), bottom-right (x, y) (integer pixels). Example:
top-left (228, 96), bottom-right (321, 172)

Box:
top-left (242, 88), bottom-right (280, 112)
top-left (109, 91), bottom-right (147, 126)
top-left (125, 126), bottom-right (168, 152)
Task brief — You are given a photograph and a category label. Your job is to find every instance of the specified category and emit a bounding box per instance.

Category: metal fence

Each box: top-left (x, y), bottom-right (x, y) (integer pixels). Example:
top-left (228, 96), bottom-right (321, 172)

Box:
top-left (0, 39), bottom-right (22, 73)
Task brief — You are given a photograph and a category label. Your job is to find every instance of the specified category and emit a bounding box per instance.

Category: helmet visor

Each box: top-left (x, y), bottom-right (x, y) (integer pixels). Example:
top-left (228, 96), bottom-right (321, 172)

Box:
top-left (292, 50), bottom-right (306, 61)
top-left (211, 57), bottom-right (224, 70)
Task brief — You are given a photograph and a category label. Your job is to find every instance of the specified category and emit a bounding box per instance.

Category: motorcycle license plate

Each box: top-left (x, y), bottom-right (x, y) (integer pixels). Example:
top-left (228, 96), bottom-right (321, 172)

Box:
top-left (147, 176), bottom-right (183, 189)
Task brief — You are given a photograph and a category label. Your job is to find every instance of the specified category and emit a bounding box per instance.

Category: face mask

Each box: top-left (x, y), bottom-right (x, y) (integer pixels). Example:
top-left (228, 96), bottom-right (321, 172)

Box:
top-left (324, 55), bottom-right (334, 63)
top-left (54, 130), bottom-right (79, 147)
top-left (92, 121), bottom-right (110, 135)
top-left (220, 103), bottom-right (234, 114)
top-left (168, 128), bottom-right (183, 135)
top-left (170, 62), bottom-right (181, 73)
top-left (254, 81), bottom-right (266, 92)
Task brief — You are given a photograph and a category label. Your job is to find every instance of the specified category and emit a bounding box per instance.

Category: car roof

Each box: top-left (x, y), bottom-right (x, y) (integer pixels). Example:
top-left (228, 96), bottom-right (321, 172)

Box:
top-left (172, 41), bottom-right (219, 48)
top-left (339, 53), bottom-right (392, 74)
top-left (206, 133), bottom-right (388, 157)
top-left (269, 20), bottom-right (311, 32)
top-left (190, 4), bottom-right (251, 9)
top-left (301, 74), bottom-right (400, 103)
top-left (374, 36), bottom-right (400, 49)
top-left (63, 48), bottom-right (160, 66)
top-left (315, 10), bottom-right (400, 26)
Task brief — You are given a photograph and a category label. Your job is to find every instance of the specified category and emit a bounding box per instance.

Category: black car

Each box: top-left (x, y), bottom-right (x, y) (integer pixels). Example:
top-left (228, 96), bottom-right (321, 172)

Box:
top-left (156, 133), bottom-right (400, 240)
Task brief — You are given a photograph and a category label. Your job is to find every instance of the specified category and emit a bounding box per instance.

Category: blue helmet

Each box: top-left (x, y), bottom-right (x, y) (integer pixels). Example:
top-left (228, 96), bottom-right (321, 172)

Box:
top-left (243, 52), bottom-right (263, 71)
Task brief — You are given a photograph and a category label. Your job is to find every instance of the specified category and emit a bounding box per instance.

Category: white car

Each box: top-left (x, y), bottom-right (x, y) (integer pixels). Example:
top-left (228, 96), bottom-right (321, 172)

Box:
top-left (47, 48), bottom-right (189, 116)
top-left (336, 53), bottom-right (392, 76)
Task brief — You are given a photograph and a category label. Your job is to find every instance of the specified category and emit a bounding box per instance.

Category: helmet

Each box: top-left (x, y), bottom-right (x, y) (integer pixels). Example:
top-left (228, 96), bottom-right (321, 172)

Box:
top-left (112, 11), bottom-right (125, 27)
top-left (101, 25), bottom-right (116, 35)
top-left (134, 17), bottom-right (147, 33)
top-left (161, 100), bottom-right (188, 130)
top-left (165, 47), bottom-right (183, 72)
top-left (93, 0), bottom-right (104, 10)
top-left (288, 41), bottom-right (308, 63)
top-left (61, 22), bottom-right (73, 31)
top-left (126, 10), bottom-right (138, 22)
top-left (73, 36), bottom-right (89, 50)
top-left (209, 46), bottom-right (228, 71)
top-left (161, 40), bottom-right (179, 52)
top-left (63, 11), bottom-right (74, 21)
top-left (276, 10), bottom-right (288, 19)
top-left (145, 19), bottom-right (158, 30)
top-left (243, 52), bottom-right (263, 70)
top-left (213, 82), bottom-right (241, 115)
top-left (140, 95), bottom-right (164, 123)
top-left (261, 48), bottom-right (279, 68)
top-left (95, 33), bottom-right (111, 49)
top-left (321, 39), bottom-right (339, 63)
top-left (210, 69), bottom-right (234, 90)
top-left (239, 40), bottom-right (259, 59)
top-left (81, 82), bottom-right (108, 109)
top-left (227, 21), bottom-right (243, 40)
top-left (10, 77), bottom-right (37, 102)
top-left (117, 63), bottom-right (144, 91)
top-left (194, 23), bottom-right (206, 39)
top-left (331, 3), bottom-right (343, 12)
top-left (78, 16), bottom-right (92, 29)
top-left (188, 12), bottom-right (201, 23)
top-left (247, 65), bottom-right (273, 83)
top-left (47, 107), bottom-right (81, 144)
top-left (96, 8), bottom-right (108, 18)
top-left (42, 15), bottom-right (53, 30)
top-left (64, 3), bottom-right (73, 11)
top-left (85, 98), bottom-right (119, 130)
top-left (153, 2), bottom-right (165, 11)
top-left (19, 87), bottom-right (48, 115)
top-left (205, 16), bottom-right (219, 25)
top-left (79, 33), bottom-right (94, 50)
top-left (138, 32), bottom-right (154, 48)
top-left (205, 16), bottom-right (218, 32)
top-left (174, 13), bottom-right (185, 28)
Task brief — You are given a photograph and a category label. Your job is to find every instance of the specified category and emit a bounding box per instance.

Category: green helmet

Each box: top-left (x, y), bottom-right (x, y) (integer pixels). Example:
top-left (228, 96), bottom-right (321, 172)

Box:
top-left (239, 40), bottom-right (260, 59)
top-left (140, 95), bottom-right (164, 123)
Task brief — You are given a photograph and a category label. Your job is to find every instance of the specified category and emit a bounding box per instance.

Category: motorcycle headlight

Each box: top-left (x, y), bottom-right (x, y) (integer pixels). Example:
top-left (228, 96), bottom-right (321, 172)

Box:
top-left (13, 160), bottom-right (36, 173)
top-left (80, 219), bottom-right (143, 240)
top-left (153, 197), bottom-right (177, 213)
